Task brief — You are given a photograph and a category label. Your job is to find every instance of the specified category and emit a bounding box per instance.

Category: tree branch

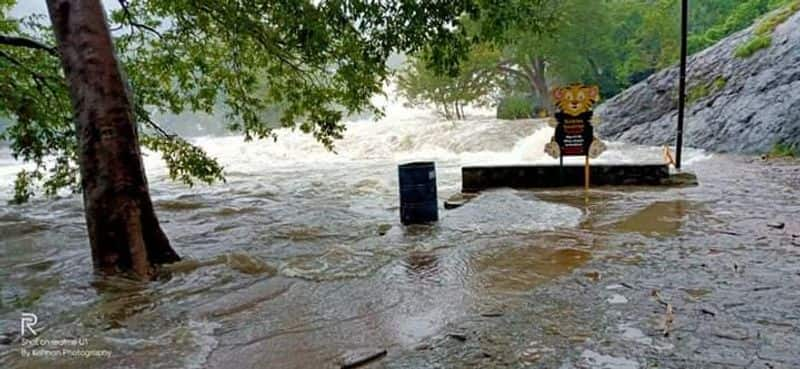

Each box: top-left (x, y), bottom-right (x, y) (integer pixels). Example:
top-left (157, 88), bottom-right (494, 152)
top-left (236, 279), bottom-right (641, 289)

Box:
top-left (496, 63), bottom-right (530, 81)
top-left (0, 50), bottom-right (59, 96)
top-left (0, 34), bottom-right (58, 56)
top-left (117, 0), bottom-right (163, 38)
top-left (133, 104), bottom-right (176, 138)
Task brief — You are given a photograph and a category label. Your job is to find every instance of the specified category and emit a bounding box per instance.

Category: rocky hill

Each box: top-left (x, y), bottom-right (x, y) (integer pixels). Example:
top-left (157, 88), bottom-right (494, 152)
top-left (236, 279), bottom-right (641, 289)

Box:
top-left (597, 7), bottom-right (800, 154)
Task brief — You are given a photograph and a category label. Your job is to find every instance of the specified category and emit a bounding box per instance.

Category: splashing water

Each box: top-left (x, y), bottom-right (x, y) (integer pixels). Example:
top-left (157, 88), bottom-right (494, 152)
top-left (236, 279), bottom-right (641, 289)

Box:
top-left (0, 84), bottom-right (708, 201)
top-left (0, 86), bottom-right (717, 369)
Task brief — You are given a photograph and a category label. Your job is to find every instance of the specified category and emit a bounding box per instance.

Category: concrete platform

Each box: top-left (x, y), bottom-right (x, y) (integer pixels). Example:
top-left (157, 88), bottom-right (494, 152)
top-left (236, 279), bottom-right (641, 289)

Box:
top-left (462, 164), bottom-right (676, 192)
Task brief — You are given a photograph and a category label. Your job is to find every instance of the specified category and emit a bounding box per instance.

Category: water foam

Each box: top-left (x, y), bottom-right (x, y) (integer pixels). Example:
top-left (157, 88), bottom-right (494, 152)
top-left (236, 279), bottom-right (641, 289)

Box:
top-left (0, 84), bottom-right (710, 200)
top-left (179, 84), bottom-right (708, 175)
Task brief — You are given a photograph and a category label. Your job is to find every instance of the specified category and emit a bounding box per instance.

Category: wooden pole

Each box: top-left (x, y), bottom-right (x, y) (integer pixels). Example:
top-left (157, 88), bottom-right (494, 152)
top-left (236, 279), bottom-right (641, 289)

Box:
top-left (584, 155), bottom-right (590, 191)
top-left (676, 0), bottom-right (688, 170)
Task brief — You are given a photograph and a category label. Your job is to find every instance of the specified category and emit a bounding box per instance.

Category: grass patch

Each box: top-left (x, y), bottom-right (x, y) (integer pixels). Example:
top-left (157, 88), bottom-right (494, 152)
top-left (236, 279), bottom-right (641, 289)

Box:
top-left (735, 34), bottom-right (773, 58)
top-left (756, 0), bottom-right (800, 34)
top-left (712, 76), bottom-right (728, 91)
top-left (735, 1), bottom-right (800, 58)
top-left (767, 143), bottom-right (798, 158)
top-left (687, 77), bottom-right (728, 105)
top-left (687, 85), bottom-right (710, 105)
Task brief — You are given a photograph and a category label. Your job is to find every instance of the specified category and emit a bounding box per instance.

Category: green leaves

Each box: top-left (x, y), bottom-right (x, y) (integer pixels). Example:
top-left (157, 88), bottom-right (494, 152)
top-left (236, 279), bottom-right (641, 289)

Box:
top-left (734, 0), bottom-right (800, 58)
top-left (398, 43), bottom-right (502, 119)
top-left (1, 3), bottom-right (77, 203)
top-left (140, 135), bottom-right (224, 187)
top-left (120, 0), bottom-right (473, 145)
top-left (11, 170), bottom-right (37, 205)
top-left (2, 0), bottom-right (476, 202)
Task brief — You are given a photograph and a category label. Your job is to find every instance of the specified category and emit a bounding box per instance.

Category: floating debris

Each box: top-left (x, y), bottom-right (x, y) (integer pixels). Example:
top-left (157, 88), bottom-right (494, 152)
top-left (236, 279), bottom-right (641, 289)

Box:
top-left (619, 324), bottom-right (653, 345)
top-left (661, 304), bottom-right (674, 337)
top-left (712, 329), bottom-right (749, 341)
top-left (579, 350), bottom-right (639, 369)
top-left (447, 332), bottom-right (468, 342)
top-left (480, 312), bottom-right (504, 318)
top-left (226, 253), bottom-right (277, 275)
top-left (377, 223), bottom-right (392, 236)
top-left (701, 307), bottom-right (717, 317)
top-left (339, 348), bottom-right (387, 369)
top-left (767, 222), bottom-right (785, 229)
top-left (519, 341), bottom-right (554, 364)
top-left (607, 294), bottom-right (629, 304)
top-left (584, 271), bottom-right (602, 282)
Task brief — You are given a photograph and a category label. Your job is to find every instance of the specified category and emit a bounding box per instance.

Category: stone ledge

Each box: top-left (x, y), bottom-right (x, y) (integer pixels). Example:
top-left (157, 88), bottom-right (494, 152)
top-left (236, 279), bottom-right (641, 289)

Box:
top-left (462, 164), bottom-right (682, 192)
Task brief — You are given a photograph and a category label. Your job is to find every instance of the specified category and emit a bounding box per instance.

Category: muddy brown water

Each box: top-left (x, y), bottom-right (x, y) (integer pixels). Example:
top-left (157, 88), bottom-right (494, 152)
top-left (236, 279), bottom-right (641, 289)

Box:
top-left (1, 114), bottom-right (798, 369)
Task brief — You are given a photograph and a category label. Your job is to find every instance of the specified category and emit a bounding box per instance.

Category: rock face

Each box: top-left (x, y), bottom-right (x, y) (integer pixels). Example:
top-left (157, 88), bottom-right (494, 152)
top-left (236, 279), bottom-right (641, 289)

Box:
top-left (596, 11), bottom-right (800, 154)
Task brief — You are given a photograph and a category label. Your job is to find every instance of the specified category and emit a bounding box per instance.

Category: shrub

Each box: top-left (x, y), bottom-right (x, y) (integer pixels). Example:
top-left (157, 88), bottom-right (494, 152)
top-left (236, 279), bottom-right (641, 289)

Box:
top-left (497, 95), bottom-right (536, 120)
top-left (768, 143), bottom-right (798, 158)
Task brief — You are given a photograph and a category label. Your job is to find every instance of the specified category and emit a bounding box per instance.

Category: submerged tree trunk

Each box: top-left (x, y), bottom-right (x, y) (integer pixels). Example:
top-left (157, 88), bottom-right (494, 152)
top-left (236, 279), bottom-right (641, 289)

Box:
top-left (46, 0), bottom-right (180, 279)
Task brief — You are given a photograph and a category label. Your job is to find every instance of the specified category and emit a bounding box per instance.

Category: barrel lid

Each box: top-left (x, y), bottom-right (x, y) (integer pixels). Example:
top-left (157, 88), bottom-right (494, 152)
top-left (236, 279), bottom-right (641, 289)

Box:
top-left (398, 161), bottom-right (435, 169)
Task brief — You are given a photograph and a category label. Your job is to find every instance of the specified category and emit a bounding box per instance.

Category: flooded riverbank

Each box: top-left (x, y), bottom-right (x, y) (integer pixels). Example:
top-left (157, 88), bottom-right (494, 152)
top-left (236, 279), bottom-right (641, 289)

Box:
top-left (1, 102), bottom-right (797, 368)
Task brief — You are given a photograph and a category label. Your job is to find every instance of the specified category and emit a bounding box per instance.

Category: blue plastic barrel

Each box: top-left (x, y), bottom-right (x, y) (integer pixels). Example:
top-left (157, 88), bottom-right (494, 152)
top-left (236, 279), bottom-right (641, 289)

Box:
top-left (398, 162), bottom-right (438, 225)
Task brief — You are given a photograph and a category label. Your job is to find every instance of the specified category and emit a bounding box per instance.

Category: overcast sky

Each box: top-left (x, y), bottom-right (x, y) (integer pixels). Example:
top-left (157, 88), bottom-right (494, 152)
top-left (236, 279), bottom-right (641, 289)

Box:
top-left (11, 0), bottom-right (119, 18)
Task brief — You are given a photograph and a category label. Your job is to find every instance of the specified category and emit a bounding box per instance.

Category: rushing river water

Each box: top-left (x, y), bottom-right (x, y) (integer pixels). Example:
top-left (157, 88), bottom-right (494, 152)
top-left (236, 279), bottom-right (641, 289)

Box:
top-left (2, 95), bottom-right (799, 369)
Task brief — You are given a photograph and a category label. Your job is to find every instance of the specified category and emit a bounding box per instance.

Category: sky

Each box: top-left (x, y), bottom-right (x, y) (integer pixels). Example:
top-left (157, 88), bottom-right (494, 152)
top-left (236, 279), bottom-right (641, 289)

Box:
top-left (11, 0), bottom-right (119, 18)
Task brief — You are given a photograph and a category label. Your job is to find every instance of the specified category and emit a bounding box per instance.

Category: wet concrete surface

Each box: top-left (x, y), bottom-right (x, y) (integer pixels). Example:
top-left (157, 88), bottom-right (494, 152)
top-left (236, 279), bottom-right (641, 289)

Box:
top-left (384, 158), bottom-right (800, 369)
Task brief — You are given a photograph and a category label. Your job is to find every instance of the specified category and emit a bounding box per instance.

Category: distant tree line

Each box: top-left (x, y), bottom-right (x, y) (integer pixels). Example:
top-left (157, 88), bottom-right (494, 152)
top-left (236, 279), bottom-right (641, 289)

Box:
top-left (397, 0), bottom-right (797, 119)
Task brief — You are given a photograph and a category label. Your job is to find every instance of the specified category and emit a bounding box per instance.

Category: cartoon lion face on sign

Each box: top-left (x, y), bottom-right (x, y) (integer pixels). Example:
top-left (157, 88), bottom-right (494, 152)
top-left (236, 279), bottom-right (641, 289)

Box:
top-left (553, 84), bottom-right (600, 117)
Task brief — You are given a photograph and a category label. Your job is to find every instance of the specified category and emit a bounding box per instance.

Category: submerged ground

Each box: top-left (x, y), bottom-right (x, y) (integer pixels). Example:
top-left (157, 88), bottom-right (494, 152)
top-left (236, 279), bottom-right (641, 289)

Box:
top-left (0, 112), bottom-right (798, 368)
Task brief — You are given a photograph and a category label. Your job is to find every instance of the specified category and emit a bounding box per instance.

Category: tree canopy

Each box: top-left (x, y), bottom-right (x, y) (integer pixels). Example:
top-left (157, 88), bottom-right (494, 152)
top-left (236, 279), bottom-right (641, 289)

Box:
top-left (3, 0), bottom-right (797, 202)
top-left (396, 0), bottom-right (799, 119)
top-left (0, 0), bottom-right (478, 202)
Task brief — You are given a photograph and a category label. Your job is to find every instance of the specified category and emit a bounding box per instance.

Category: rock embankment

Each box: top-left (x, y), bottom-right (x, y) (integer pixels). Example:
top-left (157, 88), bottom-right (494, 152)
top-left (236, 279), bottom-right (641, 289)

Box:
top-left (597, 9), bottom-right (800, 154)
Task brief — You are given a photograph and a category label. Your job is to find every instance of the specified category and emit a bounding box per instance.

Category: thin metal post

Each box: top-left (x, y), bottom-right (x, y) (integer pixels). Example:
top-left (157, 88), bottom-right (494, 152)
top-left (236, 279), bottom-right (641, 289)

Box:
top-left (676, 0), bottom-right (688, 170)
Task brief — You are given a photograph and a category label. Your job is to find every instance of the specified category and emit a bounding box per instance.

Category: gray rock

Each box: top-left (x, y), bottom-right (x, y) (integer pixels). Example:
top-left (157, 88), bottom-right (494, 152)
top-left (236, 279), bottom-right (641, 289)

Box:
top-left (597, 11), bottom-right (800, 154)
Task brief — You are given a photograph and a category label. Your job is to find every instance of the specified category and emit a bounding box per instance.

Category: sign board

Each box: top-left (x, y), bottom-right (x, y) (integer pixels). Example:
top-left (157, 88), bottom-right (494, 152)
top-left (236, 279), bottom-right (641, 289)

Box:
top-left (544, 84), bottom-right (606, 159)
top-left (554, 111), bottom-right (594, 156)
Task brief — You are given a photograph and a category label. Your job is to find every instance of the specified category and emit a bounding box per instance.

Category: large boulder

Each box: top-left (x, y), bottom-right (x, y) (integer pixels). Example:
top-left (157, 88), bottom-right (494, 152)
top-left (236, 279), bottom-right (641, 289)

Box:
top-left (596, 10), bottom-right (800, 154)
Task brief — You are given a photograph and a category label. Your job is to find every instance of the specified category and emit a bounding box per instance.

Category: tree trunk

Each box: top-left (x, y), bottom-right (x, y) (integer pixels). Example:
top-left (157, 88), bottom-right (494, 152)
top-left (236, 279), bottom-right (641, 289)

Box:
top-left (529, 58), bottom-right (551, 116)
top-left (442, 102), bottom-right (451, 119)
top-left (46, 0), bottom-right (180, 279)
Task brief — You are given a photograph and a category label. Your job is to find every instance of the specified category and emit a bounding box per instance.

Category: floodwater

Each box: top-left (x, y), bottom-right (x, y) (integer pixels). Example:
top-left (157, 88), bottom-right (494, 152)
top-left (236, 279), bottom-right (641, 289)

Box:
top-left (1, 96), bottom-right (798, 369)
